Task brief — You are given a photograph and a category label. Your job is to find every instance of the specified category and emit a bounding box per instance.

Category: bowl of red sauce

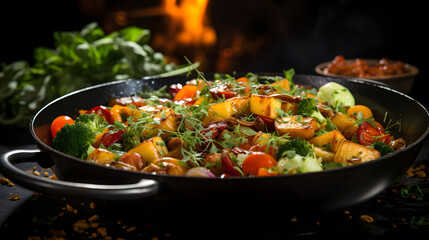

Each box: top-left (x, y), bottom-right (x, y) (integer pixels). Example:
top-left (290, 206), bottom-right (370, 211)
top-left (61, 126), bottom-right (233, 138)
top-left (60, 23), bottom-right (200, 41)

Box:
top-left (315, 55), bottom-right (419, 93)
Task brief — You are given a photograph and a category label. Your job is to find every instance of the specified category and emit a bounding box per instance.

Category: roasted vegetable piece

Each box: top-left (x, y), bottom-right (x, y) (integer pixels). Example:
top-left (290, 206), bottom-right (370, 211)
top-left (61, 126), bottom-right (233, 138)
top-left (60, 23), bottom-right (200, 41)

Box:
top-left (275, 116), bottom-right (318, 139)
top-left (127, 136), bottom-right (168, 164)
top-left (298, 97), bottom-right (326, 123)
top-left (51, 123), bottom-right (96, 159)
top-left (314, 147), bottom-right (336, 162)
top-left (119, 153), bottom-right (146, 170)
top-left (330, 113), bottom-right (358, 139)
top-left (109, 105), bottom-right (143, 123)
top-left (204, 97), bottom-right (250, 125)
top-left (142, 157), bottom-right (187, 175)
top-left (307, 129), bottom-right (345, 152)
top-left (142, 106), bottom-right (177, 141)
top-left (87, 148), bottom-right (117, 166)
top-left (249, 94), bottom-right (281, 119)
top-left (334, 139), bottom-right (380, 164)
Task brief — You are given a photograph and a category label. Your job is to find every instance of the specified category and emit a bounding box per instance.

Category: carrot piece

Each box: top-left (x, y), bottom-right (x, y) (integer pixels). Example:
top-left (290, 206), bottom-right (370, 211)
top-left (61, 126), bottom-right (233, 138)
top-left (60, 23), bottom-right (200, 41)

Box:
top-left (271, 78), bottom-right (290, 91)
top-left (236, 77), bottom-right (251, 93)
top-left (241, 153), bottom-right (277, 176)
top-left (257, 168), bottom-right (279, 177)
top-left (173, 85), bottom-right (199, 101)
top-left (307, 129), bottom-right (345, 152)
top-left (236, 77), bottom-right (248, 84)
top-left (347, 105), bottom-right (373, 119)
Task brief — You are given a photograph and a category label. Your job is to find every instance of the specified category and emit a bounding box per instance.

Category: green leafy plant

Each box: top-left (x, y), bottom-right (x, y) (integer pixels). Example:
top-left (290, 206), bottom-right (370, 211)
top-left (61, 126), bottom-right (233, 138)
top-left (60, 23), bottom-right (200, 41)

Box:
top-left (0, 22), bottom-right (184, 127)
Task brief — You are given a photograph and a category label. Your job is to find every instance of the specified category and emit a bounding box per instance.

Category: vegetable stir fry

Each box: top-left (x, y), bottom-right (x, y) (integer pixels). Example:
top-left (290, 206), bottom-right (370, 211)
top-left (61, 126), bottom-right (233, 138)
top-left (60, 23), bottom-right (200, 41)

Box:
top-left (50, 70), bottom-right (405, 177)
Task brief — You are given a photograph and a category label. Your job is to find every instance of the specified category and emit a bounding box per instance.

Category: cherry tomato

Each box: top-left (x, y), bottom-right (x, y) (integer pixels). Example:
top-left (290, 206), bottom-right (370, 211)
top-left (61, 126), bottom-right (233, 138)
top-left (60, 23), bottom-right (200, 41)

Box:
top-left (357, 120), bottom-right (391, 146)
top-left (51, 115), bottom-right (75, 138)
top-left (241, 152), bottom-right (277, 176)
top-left (86, 105), bottom-right (113, 124)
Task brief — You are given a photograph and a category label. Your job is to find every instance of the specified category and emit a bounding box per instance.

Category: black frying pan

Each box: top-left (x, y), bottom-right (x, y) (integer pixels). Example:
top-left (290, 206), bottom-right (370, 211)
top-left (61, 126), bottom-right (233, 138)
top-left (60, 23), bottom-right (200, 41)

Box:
top-left (1, 74), bottom-right (428, 212)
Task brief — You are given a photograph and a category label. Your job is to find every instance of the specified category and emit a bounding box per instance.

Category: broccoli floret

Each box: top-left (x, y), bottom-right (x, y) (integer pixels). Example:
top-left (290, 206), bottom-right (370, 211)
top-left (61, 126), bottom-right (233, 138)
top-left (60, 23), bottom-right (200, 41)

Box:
top-left (277, 137), bottom-right (313, 159)
top-left (75, 113), bottom-right (109, 135)
top-left (276, 138), bottom-right (323, 174)
top-left (371, 141), bottom-right (395, 156)
top-left (51, 123), bottom-right (96, 159)
top-left (122, 121), bottom-right (146, 151)
top-left (298, 97), bottom-right (326, 123)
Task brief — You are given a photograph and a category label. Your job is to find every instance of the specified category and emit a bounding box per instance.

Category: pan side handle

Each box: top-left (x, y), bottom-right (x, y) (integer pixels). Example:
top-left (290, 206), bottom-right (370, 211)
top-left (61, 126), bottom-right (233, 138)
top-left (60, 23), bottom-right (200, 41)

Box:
top-left (0, 148), bottom-right (159, 201)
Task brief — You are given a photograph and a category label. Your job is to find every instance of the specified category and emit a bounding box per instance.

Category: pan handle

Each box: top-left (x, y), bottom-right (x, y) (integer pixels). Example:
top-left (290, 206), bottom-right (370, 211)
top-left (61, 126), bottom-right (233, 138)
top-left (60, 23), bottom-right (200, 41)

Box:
top-left (0, 148), bottom-right (159, 201)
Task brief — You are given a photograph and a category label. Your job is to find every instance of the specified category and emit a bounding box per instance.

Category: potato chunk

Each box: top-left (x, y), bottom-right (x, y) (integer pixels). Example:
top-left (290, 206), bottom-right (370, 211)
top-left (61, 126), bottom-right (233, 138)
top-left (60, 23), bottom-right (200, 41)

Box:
top-left (87, 148), bottom-right (117, 166)
top-left (334, 140), bottom-right (380, 164)
top-left (307, 129), bottom-right (345, 152)
top-left (204, 97), bottom-right (249, 125)
top-left (139, 106), bottom-right (177, 140)
top-left (275, 116), bottom-right (318, 139)
top-left (250, 94), bottom-right (282, 119)
top-left (142, 157), bottom-right (188, 176)
top-left (128, 136), bottom-right (168, 163)
top-left (314, 147), bottom-right (336, 162)
top-left (330, 113), bottom-right (358, 139)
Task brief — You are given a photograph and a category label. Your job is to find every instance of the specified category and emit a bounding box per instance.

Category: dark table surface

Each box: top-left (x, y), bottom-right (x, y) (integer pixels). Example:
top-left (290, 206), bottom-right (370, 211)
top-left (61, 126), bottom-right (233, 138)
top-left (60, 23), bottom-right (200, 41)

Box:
top-left (1, 123), bottom-right (428, 240)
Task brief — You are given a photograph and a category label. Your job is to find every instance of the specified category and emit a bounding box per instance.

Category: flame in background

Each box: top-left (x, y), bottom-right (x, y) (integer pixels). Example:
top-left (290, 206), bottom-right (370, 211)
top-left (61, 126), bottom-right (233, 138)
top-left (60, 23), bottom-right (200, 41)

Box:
top-left (116, 0), bottom-right (216, 46)
top-left (113, 0), bottom-right (217, 70)
top-left (163, 0), bottom-right (216, 45)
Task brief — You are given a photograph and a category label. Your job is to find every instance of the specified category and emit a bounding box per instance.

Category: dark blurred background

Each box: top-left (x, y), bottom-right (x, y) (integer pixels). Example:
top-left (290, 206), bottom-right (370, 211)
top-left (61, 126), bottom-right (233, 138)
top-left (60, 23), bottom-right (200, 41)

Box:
top-left (1, 0), bottom-right (427, 106)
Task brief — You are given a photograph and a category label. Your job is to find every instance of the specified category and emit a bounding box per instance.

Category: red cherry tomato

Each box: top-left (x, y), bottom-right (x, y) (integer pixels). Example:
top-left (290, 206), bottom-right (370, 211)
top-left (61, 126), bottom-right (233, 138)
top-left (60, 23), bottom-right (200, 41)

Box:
top-left (241, 152), bottom-right (277, 176)
top-left (51, 115), bottom-right (75, 138)
top-left (357, 120), bottom-right (391, 146)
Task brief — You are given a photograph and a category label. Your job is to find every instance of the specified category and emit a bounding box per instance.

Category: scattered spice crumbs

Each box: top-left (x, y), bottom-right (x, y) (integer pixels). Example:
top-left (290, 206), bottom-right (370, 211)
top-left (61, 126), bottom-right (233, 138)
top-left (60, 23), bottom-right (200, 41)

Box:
top-left (0, 177), bottom-right (14, 187)
top-left (360, 214), bottom-right (375, 223)
top-left (406, 164), bottom-right (428, 179)
top-left (7, 194), bottom-right (20, 201)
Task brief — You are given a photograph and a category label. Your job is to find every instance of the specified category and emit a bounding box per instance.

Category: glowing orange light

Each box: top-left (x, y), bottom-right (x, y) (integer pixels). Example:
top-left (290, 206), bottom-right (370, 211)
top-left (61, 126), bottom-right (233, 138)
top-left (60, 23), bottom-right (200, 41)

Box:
top-left (163, 0), bottom-right (216, 45)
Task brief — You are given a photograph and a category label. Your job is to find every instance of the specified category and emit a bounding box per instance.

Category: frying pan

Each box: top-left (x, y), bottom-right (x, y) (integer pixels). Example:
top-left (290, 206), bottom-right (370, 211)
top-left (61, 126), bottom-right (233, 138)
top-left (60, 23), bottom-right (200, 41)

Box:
top-left (1, 74), bottom-right (428, 212)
